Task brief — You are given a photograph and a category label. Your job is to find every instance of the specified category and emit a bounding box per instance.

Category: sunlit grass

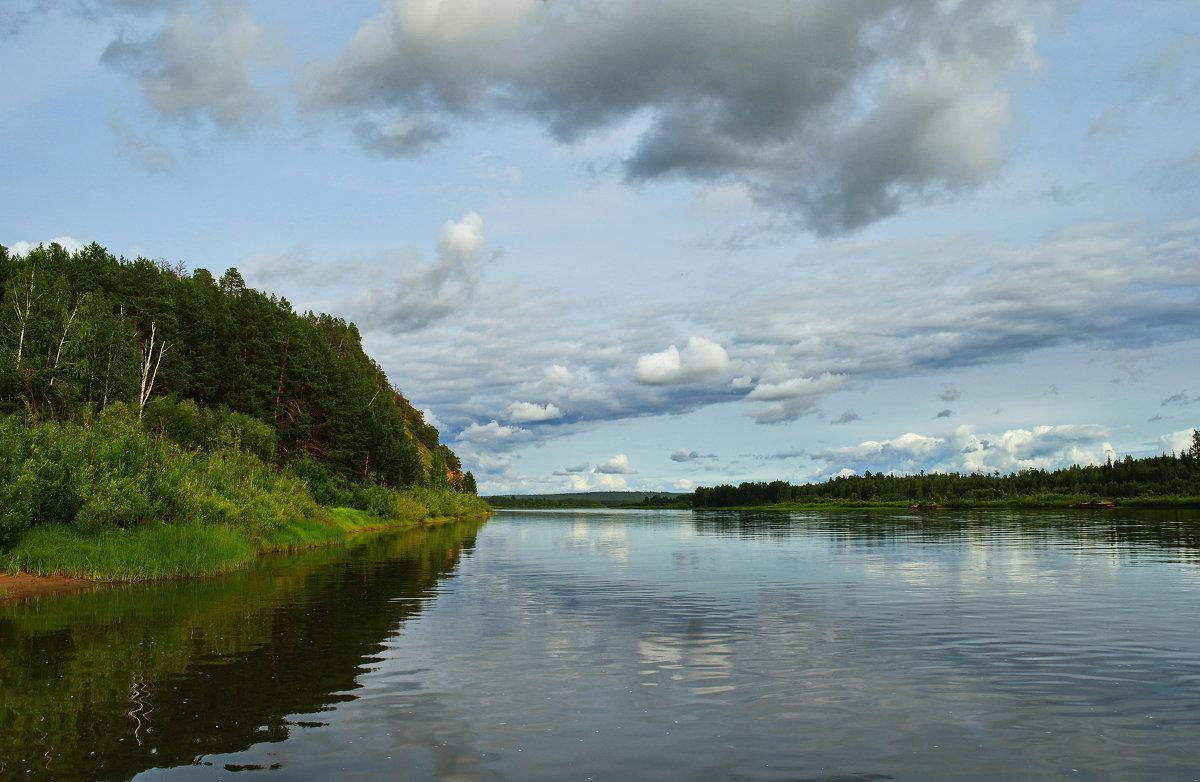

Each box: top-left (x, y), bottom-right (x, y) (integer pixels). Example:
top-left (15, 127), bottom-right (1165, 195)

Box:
top-left (1, 498), bottom-right (492, 582)
top-left (2, 523), bottom-right (257, 581)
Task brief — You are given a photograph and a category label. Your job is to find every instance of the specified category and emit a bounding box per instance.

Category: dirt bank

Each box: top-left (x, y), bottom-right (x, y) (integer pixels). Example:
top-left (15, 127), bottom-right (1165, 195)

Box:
top-left (0, 573), bottom-right (98, 601)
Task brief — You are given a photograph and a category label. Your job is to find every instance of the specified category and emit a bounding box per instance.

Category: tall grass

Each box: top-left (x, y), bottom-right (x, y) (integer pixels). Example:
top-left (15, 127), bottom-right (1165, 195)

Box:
top-left (4, 523), bottom-right (258, 580)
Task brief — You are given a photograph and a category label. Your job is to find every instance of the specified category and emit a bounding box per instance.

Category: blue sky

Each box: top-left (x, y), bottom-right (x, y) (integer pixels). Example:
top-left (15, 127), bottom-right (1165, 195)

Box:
top-left (3, 0), bottom-right (1198, 494)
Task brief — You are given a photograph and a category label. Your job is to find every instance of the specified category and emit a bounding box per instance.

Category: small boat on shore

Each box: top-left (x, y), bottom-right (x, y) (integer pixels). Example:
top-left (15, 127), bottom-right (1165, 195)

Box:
top-left (1067, 500), bottom-right (1118, 509)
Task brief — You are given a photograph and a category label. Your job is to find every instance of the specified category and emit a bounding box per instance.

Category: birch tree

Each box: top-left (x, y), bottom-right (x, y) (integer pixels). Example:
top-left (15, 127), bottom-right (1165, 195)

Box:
top-left (137, 321), bottom-right (170, 419)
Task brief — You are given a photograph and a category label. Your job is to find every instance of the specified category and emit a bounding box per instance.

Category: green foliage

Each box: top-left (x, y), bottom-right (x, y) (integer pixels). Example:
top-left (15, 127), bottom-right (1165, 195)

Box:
top-left (410, 487), bottom-right (491, 519)
top-left (0, 412), bottom-right (321, 549)
top-left (143, 397), bottom-right (278, 461)
top-left (0, 241), bottom-right (463, 489)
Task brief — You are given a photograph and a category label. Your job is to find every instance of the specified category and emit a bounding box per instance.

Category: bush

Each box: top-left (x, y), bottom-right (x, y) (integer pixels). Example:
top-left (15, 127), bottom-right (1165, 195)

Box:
top-left (0, 412), bottom-right (320, 547)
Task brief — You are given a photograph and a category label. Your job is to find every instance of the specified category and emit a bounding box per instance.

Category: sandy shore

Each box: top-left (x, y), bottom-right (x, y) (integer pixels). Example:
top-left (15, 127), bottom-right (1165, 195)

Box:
top-left (0, 573), bottom-right (98, 601)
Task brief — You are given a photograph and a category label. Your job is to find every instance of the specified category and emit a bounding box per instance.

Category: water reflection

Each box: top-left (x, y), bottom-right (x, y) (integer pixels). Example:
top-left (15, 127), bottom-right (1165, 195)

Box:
top-left (0, 519), bottom-right (485, 781)
top-left (3, 508), bottom-right (1200, 781)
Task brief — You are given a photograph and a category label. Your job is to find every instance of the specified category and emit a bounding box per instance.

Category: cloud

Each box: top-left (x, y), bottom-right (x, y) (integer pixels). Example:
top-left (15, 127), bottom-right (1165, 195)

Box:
top-left (596, 453), bottom-right (636, 475)
top-left (353, 114), bottom-right (450, 157)
top-left (748, 373), bottom-right (847, 402)
top-left (746, 372), bottom-right (848, 424)
top-left (506, 401), bottom-right (564, 423)
top-left (832, 410), bottom-right (861, 425)
top-left (939, 386), bottom-right (962, 402)
top-left (635, 336), bottom-right (730, 385)
top-left (591, 473), bottom-right (629, 490)
top-left (670, 448), bottom-right (716, 463)
top-left (456, 419), bottom-right (531, 445)
top-left (418, 407), bottom-right (443, 432)
top-left (7, 236), bottom-right (87, 257)
top-left (108, 116), bottom-right (179, 173)
top-left (544, 365), bottom-right (577, 386)
top-left (812, 424), bottom-right (1116, 477)
top-left (761, 450), bottom-right (805, 461)
top-left (1160, 428), bottom-right (1198, 456)
top-left (296, 0), bottom-right (1053, 235)
top-left (463, 449), bottom-right (520, 476)
top-left (935, 409), bottom-right (954, 419)
top-left (101, 0), bottom-right (283, 129)
top-left (553, 463), bottom-right (589, 476)
top-left (1161, 390), bottom-right (1195, 406)
top-left (565, 474), bottom-right (591, 492)
top-left (347, 211), bottom-right (488, 332)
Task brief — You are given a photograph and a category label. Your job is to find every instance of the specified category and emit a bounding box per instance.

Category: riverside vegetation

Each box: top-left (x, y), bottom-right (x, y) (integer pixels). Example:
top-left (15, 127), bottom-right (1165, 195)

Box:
top-left (0, 242), bottom-right (488, 582)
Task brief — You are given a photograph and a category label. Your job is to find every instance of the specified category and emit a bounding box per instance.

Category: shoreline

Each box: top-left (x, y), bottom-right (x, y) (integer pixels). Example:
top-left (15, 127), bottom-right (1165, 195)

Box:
top-left (1, 510), bottom-right (492, 603)
top-left (0, 572), bottom-right (98, 601)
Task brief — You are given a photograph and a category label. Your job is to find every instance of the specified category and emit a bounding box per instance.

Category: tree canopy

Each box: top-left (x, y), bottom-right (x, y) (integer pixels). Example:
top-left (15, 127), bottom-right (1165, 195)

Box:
top-left (0, 241), bottom-right (469, 495)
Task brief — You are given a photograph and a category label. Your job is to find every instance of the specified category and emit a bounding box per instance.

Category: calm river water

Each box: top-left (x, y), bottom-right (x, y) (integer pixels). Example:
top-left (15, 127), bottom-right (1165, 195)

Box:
top-left (2, 508), bottom-right (1199, 781)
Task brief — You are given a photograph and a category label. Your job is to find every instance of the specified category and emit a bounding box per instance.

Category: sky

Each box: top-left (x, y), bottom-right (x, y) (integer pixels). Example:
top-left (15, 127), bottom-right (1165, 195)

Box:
top-left (2, 0), bottom-right (1198, 495)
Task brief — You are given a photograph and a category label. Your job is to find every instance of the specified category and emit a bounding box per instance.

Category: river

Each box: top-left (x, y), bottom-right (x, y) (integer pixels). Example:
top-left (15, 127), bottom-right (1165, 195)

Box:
top-left (2, 508), bottom-right (1198, 781)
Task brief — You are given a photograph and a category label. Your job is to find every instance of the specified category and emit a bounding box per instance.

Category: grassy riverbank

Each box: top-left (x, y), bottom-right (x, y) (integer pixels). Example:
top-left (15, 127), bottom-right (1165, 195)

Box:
top-left (0, 409), bottom-right (490, 584)
top-left (1, 503), bottom-right (490, 584)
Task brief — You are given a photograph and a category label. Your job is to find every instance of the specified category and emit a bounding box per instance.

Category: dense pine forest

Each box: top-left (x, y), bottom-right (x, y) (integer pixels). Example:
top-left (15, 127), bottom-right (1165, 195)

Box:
top-left (0, 241), bottom-right (486, 579)
top-left (692, 439), bottom-right (1200, 508)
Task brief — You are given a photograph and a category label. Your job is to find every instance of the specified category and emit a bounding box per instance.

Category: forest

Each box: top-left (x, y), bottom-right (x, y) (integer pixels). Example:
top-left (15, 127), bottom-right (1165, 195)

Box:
top-left (692, 438), bottom-right (1200, 508)
top-left (0, 241), bottom-right (486, 579)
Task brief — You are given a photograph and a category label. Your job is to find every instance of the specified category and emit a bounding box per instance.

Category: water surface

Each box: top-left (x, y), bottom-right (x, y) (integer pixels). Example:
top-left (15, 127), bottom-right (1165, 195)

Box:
top-left (2, 509), bottom-right (1199, 781)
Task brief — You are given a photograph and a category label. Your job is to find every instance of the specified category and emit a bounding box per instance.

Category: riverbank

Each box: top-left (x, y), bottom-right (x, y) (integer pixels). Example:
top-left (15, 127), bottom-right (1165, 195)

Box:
top-left (0, 572), bottom-right (98, 601)
top-left (0, 504), bottom-right (492, 598)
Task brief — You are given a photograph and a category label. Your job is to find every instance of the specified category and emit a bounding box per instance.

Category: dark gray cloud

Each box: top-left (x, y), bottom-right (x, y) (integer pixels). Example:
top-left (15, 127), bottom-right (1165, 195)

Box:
top-left (670, 449), bottom-right (717, 463)
top-left (935, 409), bottom-right (954, 419)
top-left (832, 410), bottom-right (861, 425)
top-left (298, 0), bottom-right (1055, 235)
top-left (1161, 390), bottom-right (1195, 406)
top-left (760, 450), bottom-right (805, 461)
top-left (938, 386), bottom-right (961, 402)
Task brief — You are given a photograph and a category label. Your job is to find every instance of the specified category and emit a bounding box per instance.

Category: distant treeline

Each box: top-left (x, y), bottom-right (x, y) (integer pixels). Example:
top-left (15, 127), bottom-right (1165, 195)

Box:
top-left (693, 439), bottom-right (1200, 508)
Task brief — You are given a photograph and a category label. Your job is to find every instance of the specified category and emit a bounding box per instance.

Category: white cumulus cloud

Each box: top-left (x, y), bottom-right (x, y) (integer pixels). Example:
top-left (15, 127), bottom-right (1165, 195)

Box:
top-left (1159, 428), bottom-right (1197, 456)
top-left (456, 419), bottom-right (531, 444)
top-left (7, 236), bottom-right (86, 256)
top-left (596, 453), bottom-right (636, 475)
top-left (635, 336), bottom-right (730, 385)
top-left (506, 401), bottom-right (564, 422)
